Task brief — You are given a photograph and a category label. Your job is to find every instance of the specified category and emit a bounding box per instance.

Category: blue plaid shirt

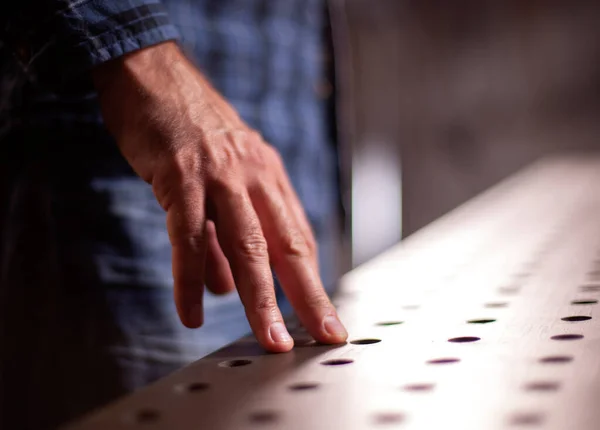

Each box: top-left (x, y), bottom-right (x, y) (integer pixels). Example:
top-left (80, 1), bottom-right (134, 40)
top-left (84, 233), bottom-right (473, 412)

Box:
top-left (0, 0), bottom-right (338, 230)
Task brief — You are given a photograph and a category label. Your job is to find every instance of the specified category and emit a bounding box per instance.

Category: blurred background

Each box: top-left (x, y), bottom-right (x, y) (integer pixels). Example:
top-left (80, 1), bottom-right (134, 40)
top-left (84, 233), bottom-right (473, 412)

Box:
top-left (331, 0), bottom-right (600, 268)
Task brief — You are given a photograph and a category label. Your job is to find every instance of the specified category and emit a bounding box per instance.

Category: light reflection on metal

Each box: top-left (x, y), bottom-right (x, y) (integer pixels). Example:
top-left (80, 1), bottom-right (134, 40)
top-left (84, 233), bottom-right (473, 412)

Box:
top-left (64, 156), bottom-right (600, 430)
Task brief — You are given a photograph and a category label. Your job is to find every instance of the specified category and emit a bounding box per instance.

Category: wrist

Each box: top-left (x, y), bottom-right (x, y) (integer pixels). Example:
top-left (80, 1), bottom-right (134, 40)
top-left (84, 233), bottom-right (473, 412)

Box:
top-left (91, 41), bottom-right (185, 96)
top-left (92, 41), bottom-right (193, 140)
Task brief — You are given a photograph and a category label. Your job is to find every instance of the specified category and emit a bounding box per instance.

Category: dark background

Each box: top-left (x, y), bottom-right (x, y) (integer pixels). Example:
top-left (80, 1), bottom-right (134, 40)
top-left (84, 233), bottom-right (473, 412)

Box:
top-left (331, 0), bottom-right (600, 265)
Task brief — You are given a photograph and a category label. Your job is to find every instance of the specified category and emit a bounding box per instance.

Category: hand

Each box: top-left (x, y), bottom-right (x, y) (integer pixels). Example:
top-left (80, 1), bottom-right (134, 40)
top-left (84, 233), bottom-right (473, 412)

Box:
top-left (92, 42), bottom-right (348, 352)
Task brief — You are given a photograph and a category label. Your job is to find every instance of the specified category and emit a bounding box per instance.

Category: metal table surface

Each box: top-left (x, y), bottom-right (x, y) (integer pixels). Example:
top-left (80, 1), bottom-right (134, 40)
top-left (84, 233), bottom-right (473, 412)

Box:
top-left (64, 155), bottom-right (600, 430)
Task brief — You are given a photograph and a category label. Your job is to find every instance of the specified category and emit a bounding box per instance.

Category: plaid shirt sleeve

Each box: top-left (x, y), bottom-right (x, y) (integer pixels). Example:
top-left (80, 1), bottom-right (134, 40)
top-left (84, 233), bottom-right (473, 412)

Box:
top-left (47, 0), bottom-right (181, 70)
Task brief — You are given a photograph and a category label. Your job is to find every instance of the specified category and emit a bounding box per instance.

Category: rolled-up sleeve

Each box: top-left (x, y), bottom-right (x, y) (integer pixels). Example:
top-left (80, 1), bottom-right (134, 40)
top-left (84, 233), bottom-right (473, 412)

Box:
top-left (49, 0), bottom-right (180, 70)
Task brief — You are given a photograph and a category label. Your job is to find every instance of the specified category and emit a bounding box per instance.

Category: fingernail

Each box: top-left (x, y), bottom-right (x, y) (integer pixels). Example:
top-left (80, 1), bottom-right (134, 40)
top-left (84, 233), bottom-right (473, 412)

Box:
top-left (323, 315), bottom-right (347, 337)
top-left (188, 304), bottom-right (204, 327)
top-left (269, 322), bottom-right (292, 343)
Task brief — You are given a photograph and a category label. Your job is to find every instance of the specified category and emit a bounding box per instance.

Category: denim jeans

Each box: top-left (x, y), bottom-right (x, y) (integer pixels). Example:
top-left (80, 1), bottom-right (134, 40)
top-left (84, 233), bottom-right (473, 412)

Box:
top-left (0, 127), bottom-right (339, 429)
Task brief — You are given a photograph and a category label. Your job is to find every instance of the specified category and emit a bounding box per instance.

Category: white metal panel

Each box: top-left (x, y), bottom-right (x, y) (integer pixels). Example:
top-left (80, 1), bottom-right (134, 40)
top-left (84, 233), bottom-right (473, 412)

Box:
top-left (64, 155), bottom-right (600, 430)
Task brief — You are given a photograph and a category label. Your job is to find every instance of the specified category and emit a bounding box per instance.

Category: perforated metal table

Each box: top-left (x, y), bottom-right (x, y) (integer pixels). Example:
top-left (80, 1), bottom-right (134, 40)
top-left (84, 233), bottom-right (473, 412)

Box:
top-left (64, 155), bottom-right (600, 429)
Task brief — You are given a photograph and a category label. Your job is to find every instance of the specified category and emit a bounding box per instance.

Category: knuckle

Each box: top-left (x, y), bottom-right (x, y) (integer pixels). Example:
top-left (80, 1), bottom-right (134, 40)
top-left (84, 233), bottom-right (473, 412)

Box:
top-left (304, 291), bottom-right (332, 310)
top-left (152, 152), bottom-right (202, 208)
top-left (152, 156), bottom-right (206, 216)
top-left (225, 129), bottom-right (261, 154)
top-left (171, 232), bottom-right (205, 252)
top-left (246, 130), bottom-right (264, 144)
top-left (244, 132), bottom-right (278, 166)
top-left (305, 236), bottom-right (318, 255)
top-left (185, 234), bottom-right (205, 251)
top-left (236, 231), bottom-right (268, 261)
top-left (169, 150), bottom-right (203, 181)
top-left (208, 174), bottom-right (236, 194)
top-left (206, 145), bottom-right (238, 181)
top-left (264, 145), bottom-right (284, 167)
top-left (254, 294), bottom-right (278, 313)
top-left (219, 142), bottom-right (238, 166)
top-left (252, 177), bottom-right (276, 198)
top-left (280, 229), bottom-right (312, 259)
top-left (152, 179), bottom-right (177, 212)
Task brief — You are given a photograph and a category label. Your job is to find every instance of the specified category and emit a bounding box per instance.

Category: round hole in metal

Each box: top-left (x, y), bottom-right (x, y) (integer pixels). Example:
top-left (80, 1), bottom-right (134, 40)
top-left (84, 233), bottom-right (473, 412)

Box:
top-left (510, 412), bottom-right (544, 426)
top-left (187, 382), bottom-right (210, 392)
top-left (135, 409), bottom-right (160, 424)
top-left (448, 336), bottom-right (480, 343)
top-left (376, 321), bottom-right (404, 326)
top-left (499, 286), bottom-right (520, 295)
top-left (288, 382), bottom-right (319, 391)
top-left (219, 359), bottom-right (252, 368)
top-left (467, 318), bottom-right (496, 324)
top-left (372, 412), bottom-right (405, 425)
top-left (484, 302), bottom-right (509, 308)
top-left (561, 315), bottom-right (592, 322)
top-left (539, 355), bottom-right (573, 364)
top-left (248, 411), bottom-right (279, 424)
top-left (321, 358), bottom-right (354, 366)
top-left (580, 284), bottom-right (600, 293)
top-left (403, 383), bottom-right (435, 392)
top-left (427, 357), bottom-right (460, 365)
top-left (524, 381), bottom-right (561, 392)
top-left (175, 382), bottom-right (210, 393)
top-left (550, 334), bottom-right (584, 341)
top-left (350, 338), bottom-right (382, 345)
top-left (571, 299), bottom-right (598, 305)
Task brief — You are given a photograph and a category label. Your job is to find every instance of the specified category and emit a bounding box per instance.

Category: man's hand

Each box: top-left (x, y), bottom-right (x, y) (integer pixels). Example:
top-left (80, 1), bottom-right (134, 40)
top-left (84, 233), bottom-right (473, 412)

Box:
top-left (92, 42), bottom-right (347, 352)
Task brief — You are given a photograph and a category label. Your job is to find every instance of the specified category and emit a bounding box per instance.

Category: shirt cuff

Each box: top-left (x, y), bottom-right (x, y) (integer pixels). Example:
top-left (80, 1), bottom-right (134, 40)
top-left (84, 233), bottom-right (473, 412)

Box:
top-left (47, 0), bottom-right (181, 72)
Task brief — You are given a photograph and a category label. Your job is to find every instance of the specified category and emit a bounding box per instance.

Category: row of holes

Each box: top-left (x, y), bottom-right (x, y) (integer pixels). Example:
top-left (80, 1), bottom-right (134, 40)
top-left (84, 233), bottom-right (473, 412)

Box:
top-left (303, 278), bottom-right (597, 426)
top-left (503, 256), bottom-right (600, 425)
top-left (140, 318), bottom-right (587, 425)
top-left (324, 236), bottom-right (598, 425)
top-left (507, 276), bottom-right (599, 426)
top-left (133, 280), bottom-right (598, 426)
